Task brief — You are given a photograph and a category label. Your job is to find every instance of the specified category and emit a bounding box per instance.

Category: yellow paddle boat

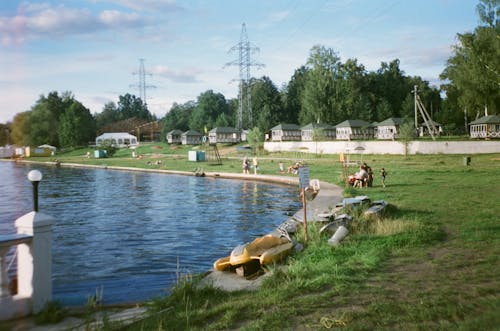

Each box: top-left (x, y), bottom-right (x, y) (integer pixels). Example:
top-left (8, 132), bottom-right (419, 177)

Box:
top-left (213, 234), bottom-right (293, 271)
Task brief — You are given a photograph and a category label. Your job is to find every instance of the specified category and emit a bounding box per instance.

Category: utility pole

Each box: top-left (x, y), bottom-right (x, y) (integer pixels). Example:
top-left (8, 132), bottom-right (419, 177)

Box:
top-left (130, 58), bottom-right (156, 108)
top-left (225, 23), bottom-right (264, 129)
top-left (413, 85), bottom-right (418, 130)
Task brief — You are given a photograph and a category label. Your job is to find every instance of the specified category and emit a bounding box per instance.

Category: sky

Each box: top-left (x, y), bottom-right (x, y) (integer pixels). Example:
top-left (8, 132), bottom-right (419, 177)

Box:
top-left (0, 0), bottom-right (480, 123)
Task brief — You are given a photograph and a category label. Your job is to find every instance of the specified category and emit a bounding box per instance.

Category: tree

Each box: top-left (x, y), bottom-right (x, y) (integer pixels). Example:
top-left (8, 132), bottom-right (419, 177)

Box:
top-left (26, 92), bottom-right (72, 147)
top-left (59, 101), bottom-right (96, 147)
top-left (246, 127), bottom-right (264, 155)
top-left (95, 102), bottom-right (120, 131)
top-left (440, 0), bottom-right (500, 116)
top-left (10, 111), bottom-right (31, 146)
top-left (162, 101), bottom-right (195, 134)
top-left (0, 123), bottom-right (11, 146)
top-left (250, 76), bottom-right (283, 132)
top-left (399, 121), bottom-right (416, 156)
top-left (301, 45), bottom-right (341, 125)
top-left (117, 94), bottom-right (154, 121)
top-left (189, 90), bottom-right (230, 132)
top-left (282, 66), bottom-right (309, 124)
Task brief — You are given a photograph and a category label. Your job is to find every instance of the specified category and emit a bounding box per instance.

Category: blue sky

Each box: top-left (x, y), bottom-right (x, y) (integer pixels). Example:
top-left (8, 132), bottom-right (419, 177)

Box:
top-left (0, 0), bottom-right (479, 123)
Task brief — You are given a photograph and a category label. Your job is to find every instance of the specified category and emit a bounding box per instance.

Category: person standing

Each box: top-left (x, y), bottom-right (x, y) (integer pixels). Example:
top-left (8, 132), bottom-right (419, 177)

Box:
top-left (380, 168), bottom-right (387, 188)
top-left (242, 157), bottom-right (250, 174)
top-left (252, 156), bottom-right (259, 175)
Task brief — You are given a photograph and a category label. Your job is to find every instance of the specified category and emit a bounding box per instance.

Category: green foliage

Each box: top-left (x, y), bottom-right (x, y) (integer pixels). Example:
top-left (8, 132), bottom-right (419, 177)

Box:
top-left (441, 0), bottom-right (500, 116)
top-left (117, 93), bottom-right (153, 121)
top-left (246, 127), bottom-right (264, 154)
top-left (95, 102), bottom-right (120, 131)
top-left (189, 90), bottom-right (231, 132)
top-left (99, 142), bottom-right (117, 157)
top-left (59, 101), bottom-right (96, 147)
top-left (34, 301), bottom-right (67, 324)
top-left (250, 76), bottom-right (283, 131)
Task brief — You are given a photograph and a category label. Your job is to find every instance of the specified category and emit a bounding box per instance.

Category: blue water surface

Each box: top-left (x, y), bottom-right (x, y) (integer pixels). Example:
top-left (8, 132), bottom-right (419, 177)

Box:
top-left (0, 161), bottom-right (301, 305)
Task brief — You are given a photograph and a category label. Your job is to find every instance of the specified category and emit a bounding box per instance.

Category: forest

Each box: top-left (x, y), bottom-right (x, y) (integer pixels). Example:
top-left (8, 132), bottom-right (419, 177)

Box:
top-left (0, 0), bottom-right (498, 148)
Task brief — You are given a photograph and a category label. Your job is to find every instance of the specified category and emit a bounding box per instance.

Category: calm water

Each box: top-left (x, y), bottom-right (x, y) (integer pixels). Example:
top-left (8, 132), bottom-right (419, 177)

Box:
top-left (0, 161), bottom-right (301, 305)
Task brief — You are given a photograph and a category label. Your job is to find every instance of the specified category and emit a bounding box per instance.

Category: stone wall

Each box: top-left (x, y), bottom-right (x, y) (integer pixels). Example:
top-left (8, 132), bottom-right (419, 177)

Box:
top-left (264, 140), bottom-right (500, 155)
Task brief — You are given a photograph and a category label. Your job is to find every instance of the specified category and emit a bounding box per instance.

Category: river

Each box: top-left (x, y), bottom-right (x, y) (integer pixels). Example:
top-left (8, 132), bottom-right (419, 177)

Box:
top-left (0, 161), bottom-right (302, 305)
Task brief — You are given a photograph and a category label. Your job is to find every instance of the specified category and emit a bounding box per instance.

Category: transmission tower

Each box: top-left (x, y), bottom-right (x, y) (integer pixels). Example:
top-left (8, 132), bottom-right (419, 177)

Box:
top-left (130, 58), bottom-right (156, 107)
top-left (225, 23), bottom-right (264, 129)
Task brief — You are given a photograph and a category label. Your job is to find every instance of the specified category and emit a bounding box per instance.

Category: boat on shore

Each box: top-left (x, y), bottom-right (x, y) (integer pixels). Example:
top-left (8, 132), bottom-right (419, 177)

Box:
top-left (214, 234), bottom-right (293, 272)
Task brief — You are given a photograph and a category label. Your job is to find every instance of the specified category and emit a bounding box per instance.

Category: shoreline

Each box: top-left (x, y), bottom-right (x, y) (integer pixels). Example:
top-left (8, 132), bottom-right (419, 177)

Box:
top-left (3, 157), bottom-right (343, 298)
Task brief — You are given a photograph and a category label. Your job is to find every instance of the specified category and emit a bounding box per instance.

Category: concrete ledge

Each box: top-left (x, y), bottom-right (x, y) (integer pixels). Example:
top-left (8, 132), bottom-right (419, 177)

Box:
top-left (265, 140), bottom-right (500, 155)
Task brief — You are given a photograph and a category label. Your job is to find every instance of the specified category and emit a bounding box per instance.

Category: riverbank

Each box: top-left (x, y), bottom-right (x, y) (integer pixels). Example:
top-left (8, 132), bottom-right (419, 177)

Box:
top-left (2, 151), bottom-right (499, 330)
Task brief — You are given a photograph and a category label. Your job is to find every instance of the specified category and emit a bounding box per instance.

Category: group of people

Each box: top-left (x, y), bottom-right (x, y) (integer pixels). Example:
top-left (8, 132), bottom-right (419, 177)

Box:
top-left (348, 163), bottom-right (387, 188)
top-left (242, 156), bottom-right (259, 175)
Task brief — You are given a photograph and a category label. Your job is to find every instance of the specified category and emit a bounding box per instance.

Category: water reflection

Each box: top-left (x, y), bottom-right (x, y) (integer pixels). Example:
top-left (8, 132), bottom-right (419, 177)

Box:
top-left (0, 162), bottom-right (301, 305)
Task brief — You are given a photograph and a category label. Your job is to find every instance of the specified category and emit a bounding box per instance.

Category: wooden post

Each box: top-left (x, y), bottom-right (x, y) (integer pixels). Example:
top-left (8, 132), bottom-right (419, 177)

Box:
top-left (298, 166), bottom-right (310, 242)
top-left (301, 187), bottom-right (308, 242)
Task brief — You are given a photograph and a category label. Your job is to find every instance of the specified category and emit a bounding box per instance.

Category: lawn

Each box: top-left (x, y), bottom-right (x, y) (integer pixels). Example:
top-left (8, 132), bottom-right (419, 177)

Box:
top-left (28, 145), bottom-right (500, 330)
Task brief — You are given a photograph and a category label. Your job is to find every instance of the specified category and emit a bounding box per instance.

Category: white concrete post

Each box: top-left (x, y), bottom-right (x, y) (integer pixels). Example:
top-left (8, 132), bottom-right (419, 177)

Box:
top-left (0, 247), bottom-right (10, 298)
top-left (15, 211), bottom-right (54, 313)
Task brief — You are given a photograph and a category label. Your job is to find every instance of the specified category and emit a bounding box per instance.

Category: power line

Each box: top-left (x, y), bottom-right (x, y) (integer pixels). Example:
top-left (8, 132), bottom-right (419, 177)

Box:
top-left (224, 23), bottom-right (264, 129)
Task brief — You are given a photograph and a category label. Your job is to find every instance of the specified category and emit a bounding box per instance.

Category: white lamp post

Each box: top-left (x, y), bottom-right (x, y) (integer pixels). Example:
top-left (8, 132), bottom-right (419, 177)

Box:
top-left (27, 170), bottom-right (43, 212)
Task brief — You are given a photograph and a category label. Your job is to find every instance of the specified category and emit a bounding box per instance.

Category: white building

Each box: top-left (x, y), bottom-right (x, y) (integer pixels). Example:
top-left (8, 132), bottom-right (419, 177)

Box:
top-left (375, 118), bottom-right (406, 140)
top-left (469, 115), bottom-right (500, 139)
top-left (95, 132), bottom-right (138, 147)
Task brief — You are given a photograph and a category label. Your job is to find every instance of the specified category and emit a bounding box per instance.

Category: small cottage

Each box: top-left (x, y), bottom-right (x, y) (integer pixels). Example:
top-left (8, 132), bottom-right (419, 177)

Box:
top-left (375, 118), bottom-right (406, 139)
top-left (95, 132), bottom-right (138, 147)
top-left (335, 120), bottom-right (373, 140)
top-left (270, 124), bottom-right (301, 141)
top-left (419, 120), bottom-right (442, 137)
top-left (166, 130), bottom-right (183, 144)
top-left (469, 115), bottom-right (500, 139)
top-left (301, 123), bottom-right (336, 141)
top-left (181, 130), bottom-right (203, 145)
top-left (208, 127), bottom-right (241, 144)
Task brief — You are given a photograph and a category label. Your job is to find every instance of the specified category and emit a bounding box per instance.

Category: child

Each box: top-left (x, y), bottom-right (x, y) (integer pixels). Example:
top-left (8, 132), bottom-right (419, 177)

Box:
top-left (380, 168), bottom-right (387, 188)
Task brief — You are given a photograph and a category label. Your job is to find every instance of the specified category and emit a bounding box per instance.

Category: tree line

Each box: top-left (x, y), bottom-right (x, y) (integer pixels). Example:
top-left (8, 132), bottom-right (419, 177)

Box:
top-left (0, 0), bottom-right (497, 148)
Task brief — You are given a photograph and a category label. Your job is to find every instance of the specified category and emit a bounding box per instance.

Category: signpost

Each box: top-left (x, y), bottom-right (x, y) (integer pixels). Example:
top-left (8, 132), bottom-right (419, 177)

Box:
top-left (298, 166), bottom-right (310, 241)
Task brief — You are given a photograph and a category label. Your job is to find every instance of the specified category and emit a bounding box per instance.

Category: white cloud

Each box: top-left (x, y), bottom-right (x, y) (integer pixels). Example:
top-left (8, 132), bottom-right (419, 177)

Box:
top-left (96, 0), bottom-right (183, 12)
top-left (152, 65), bottom-right (202, 83)
top-left (0, 3), bottom-right (155, 45)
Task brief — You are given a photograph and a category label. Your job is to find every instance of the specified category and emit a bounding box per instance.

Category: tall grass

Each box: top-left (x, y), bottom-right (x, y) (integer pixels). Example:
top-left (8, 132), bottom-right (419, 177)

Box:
top-left (27, 149), bottom-right (500, 330)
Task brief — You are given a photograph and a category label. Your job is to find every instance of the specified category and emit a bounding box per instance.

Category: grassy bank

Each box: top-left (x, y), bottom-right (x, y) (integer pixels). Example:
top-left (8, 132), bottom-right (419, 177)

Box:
top-left (25, 145), bottom-right (500, 330)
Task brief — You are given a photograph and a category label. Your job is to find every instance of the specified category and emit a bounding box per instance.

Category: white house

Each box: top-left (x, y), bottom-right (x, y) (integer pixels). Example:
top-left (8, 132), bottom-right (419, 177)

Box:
top-left (301, 123), bottom-right (336, 141)
top-left (270, 124), bottom-right (301, 141)
top-left (95, 132), bottom-right (138, 147)
top-left (419, 120), bottom-right (442, 137)
top-left (166, 130), bottom-right (183, 144)
top-left (375, 118), bottom-right (406, 139)
top-left (335, 119), bottom-right (373, 140)
top-left (181, 130), bottom-right (202, 145)
top-left (208, 127), bottom-right (241, 144)
top-left (469, 115), bottom-right (500, 139)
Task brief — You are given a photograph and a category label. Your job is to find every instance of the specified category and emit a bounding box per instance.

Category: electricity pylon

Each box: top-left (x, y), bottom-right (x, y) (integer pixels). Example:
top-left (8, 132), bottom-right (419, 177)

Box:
top-left (225, 23), bottom-right (264, 129)
top-left (130, 58), bottom-right (156, 107)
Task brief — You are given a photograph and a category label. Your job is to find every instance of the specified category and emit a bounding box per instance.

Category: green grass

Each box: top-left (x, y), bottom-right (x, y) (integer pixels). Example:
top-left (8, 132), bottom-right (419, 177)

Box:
top-left (24, 146), bottom-right (500, 330)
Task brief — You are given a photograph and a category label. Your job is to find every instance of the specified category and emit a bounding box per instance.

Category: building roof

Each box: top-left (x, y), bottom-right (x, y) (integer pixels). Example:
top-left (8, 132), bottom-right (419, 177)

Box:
top-left (301, 122), bottom-right (335, 130)
top-left (209, 127), bottom-right (240, 134)
top-left (271, 123), bottom-right (301, 131)
top-left (469, 115), bottom-right (500, 125)
top-left (96, 132), bottom-right (137, 139)
top-left (335, 119), bottom-right (371, 128)
top-left (376, 117), bottom-right (406, 127)
top-left (167, 130), bottom-right (184, 135)
top-left (182, 130), bottom-right (202, 136)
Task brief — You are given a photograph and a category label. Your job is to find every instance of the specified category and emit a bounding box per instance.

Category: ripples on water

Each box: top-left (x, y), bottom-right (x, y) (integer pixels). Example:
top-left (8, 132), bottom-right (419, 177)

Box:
top-left (0, 162), bottom-right (301, 305)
